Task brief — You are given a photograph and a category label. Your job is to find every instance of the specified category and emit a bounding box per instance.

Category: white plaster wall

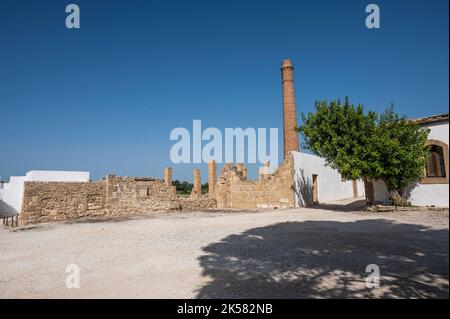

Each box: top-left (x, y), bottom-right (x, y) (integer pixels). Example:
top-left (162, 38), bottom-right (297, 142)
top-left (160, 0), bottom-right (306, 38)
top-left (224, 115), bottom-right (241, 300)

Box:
top-left (373, 179), bottom-right (390, 204)
top-left (0, 171), bottom-right (90, 216)
top-left (0, 176), bottom-right (27, 215)
top-left (372, 120), bottom-right (449, 208)
top-left (357, 180), bottom-right (365, 197)
top-left (292, 151), bottom-right (365, 207)
top-left (426, 122), bottom-right (449, 142)
top-left (373, 179), bottom-right (449, 207)
top-left (26, 170), bottom-right (90, 182)
top-left (409, 184), bottom-right (449, 207)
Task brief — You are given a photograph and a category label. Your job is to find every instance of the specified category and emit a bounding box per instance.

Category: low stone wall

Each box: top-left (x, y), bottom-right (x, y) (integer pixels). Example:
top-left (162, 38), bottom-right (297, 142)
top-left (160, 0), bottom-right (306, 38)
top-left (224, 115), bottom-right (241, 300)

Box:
top-left (215, 155), bottom-right (296, 209)
top-left (178, 196), bottom-right (217, 211)
top-left (19, 157), bottom-right (295, 225)
top-left (104, 175), bottom-right (216, 215)
top-left (20, 175), bottom-right (216, 225)
top-left (20, 181), bottom-right (105, 224)
top-left (366, 204), bottom-right (449, 212)
top-left (104, 176), bottom-right (179, 215)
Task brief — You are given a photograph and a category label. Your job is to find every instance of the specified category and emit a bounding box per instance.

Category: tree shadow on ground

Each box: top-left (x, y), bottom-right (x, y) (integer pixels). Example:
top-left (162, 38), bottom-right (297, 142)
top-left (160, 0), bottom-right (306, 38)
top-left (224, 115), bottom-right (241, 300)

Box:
top-left (196, 219), bottom-right (449, 298)
top-left (313, 199), bottom-right (368, 212)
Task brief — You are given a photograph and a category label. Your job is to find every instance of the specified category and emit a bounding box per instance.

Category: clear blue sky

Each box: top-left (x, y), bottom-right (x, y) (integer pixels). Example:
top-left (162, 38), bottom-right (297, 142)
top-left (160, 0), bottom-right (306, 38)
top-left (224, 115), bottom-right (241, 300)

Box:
top-left (0, 0), bottom-right (448, 181)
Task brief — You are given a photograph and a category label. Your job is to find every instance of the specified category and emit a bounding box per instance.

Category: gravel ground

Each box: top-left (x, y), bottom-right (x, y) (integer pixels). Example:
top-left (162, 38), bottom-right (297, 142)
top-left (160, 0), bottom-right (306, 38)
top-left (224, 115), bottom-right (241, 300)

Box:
top-left (0, 208), bottom-right (448, 299)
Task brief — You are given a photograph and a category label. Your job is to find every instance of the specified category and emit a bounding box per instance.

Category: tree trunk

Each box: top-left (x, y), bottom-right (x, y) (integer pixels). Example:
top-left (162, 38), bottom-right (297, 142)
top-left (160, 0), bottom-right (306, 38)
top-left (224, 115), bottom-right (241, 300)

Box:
top-left (387, 187), bottom-right (409, 206)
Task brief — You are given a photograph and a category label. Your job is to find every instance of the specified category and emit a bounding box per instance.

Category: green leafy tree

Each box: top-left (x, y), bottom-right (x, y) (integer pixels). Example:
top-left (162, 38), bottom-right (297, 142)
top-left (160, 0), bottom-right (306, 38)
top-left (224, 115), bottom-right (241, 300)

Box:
top-left (201, 182), bottom-right (209, 194)
top-left (298, 99), bottom-right (429, 206)
top-left (299, 98), bottom-right (378, 180)
top-left (172, 180), bottom-right (209, 195)
top-left (369, 107), bottom-right (430, 205)
top-left (172, 180), bottom-right (193, 195)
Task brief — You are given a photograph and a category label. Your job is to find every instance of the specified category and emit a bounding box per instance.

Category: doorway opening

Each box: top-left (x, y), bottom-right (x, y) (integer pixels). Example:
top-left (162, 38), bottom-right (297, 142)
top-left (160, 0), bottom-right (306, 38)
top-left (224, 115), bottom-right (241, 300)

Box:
top-left (312, 174), bottom-right (319, 204)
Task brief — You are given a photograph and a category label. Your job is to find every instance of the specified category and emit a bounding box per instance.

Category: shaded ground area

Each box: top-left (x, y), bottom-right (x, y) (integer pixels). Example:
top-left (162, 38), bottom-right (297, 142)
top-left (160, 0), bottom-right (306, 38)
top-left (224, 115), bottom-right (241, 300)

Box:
top-left (0, 208), bottom-right (448, 298)
top-left (197, 219), bottom-right (448, 298)
top-left (314, 197), bottom-right (367, 212)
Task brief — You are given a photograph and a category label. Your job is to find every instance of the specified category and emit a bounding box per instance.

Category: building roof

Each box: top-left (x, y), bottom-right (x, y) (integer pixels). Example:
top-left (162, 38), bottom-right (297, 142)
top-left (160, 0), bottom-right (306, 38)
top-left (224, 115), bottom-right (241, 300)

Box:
top-left (412, 113), bottom-right (449, 125)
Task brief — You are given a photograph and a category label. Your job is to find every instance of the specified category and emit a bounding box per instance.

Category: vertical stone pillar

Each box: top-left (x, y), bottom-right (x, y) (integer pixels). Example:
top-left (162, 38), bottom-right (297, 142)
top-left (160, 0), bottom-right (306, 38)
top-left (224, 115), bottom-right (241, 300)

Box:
top-left (191, 169), bottom-right (201, 199)
top-left (164, 167), bottom-right (172, 187)
top-left (258, 161), bottom-right (271, 181)
top-left (281, 59), bottom-right (299, 158)
top-left (208, 161), bottom-right (217, 197)
top-left (105, 174), bottom-right (116, 200)
top-left (236, 163), bottom-right (247, 180)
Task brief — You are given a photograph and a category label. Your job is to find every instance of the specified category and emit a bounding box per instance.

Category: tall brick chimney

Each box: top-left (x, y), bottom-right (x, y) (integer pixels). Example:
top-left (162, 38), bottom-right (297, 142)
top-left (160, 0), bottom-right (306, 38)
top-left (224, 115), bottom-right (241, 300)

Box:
top-left (281, 59), bottom-right (299, 158)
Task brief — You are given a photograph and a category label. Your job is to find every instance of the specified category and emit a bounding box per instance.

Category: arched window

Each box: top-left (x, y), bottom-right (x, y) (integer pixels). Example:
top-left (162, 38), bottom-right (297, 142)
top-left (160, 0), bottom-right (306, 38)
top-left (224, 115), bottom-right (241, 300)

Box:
top-left (422, 140), bottom-right (449, 184)
top-left (426, 145), bottom-right (446, 177)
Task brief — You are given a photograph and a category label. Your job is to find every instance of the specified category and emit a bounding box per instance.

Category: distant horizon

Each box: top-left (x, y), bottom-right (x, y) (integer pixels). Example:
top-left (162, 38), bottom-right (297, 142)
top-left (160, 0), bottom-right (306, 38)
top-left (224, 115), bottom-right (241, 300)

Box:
top-left (1, 0), bottom-right (448, 182)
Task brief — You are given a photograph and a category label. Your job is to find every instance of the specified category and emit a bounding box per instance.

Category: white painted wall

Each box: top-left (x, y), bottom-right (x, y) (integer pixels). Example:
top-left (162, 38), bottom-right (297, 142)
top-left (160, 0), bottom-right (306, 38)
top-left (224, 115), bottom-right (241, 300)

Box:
top-left (0, 176), bottom-right (27, 216)
top-left (0, 170), bottom-right (90, 216)
top-left (292, 151), bottom-right (365, 207)
top-left (427, 122), bottom-right (449, 142)
top-left (373, 120), bottom-right (449, 208)
top-left (373, 179), bottom-right (449, 207)
top-left (25, 170), bottom-right (90, 182)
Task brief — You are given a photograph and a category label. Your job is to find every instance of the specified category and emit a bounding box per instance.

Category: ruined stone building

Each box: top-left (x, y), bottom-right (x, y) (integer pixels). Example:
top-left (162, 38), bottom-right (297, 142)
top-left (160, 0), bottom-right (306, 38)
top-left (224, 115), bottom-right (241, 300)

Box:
top-left (1, 59), bottom-right (447, 226)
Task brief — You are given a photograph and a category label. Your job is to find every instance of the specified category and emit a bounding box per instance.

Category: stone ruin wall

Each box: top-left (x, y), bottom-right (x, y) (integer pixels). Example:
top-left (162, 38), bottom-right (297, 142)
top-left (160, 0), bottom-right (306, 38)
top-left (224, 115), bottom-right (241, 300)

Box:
top-left (104, 175), bottom-right (180, 215)
top-left (20, 181), bottom-right (105, 224)
top-left (214, 154), bottom-right (296, 209)
top-left (104, 175), bottom-right (215, 215)
top-left (20, 175), bottom-right (215, 225)
top-left (19, 156), bottom-right (296, 225)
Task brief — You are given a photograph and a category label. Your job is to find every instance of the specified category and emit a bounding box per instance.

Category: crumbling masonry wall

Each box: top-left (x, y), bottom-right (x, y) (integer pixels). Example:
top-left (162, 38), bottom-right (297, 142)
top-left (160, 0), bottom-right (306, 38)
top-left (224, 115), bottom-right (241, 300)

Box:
top-left (19, 155), bottom-right (297, 225)
top-left (20, 181), bottom-right (105, 224)
top-left (214, 154), bottom-right (296, 209)
top-left (20, 175), bottom-right (215, 225)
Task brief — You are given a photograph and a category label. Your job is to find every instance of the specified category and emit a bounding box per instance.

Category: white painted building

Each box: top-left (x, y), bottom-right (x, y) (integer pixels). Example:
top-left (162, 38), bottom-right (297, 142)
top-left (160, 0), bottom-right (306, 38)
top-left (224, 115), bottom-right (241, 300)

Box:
top-left (292, 114), bottom-right (449, 208)
top-left (372, 114), bottom-right (449, 207)
top-left (293, 151), bottom-right (365, 207)
top-left (0, 170), bottom-right (90, 216)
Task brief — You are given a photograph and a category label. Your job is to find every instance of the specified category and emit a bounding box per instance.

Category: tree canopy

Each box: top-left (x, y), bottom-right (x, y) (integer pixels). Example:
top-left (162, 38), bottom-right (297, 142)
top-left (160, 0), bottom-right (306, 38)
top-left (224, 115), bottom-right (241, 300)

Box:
top-left (172, 180), bottom-right (209, 195)
top-left (298, 98), bottom-right (429, 205)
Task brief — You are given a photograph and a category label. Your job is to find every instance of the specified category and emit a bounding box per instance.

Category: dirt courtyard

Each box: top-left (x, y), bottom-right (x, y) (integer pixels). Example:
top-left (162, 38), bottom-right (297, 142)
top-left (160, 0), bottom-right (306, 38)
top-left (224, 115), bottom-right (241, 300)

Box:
top-left (0, 208), bottom-right (448, 299)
